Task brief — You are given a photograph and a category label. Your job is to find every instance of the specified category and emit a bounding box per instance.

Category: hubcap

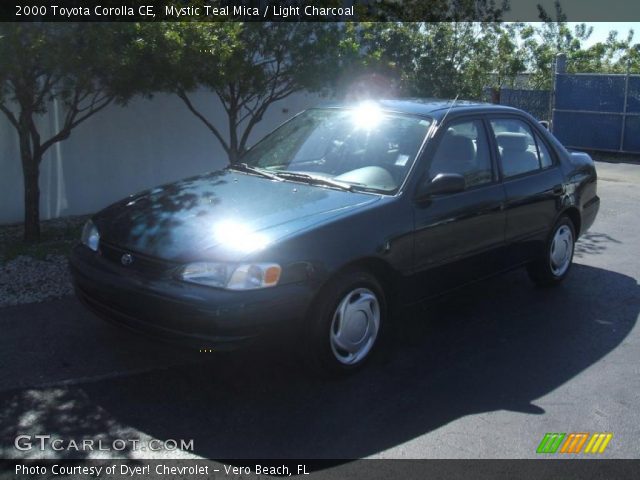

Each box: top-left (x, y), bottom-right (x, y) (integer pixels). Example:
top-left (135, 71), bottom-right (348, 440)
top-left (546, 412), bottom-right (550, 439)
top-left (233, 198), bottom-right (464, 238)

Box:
top-left (329, 288), bottom-right (380, 365)
top-left (549, 225), bottom-right (574, 277)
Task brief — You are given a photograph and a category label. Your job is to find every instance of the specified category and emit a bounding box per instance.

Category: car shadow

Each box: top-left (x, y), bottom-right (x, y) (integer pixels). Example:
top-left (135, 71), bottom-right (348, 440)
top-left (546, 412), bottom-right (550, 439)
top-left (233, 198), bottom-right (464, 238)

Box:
top-left (80, 263), bottom-right (638, 459)
top-left (590, 151), bottom-right (640, 165)
top-left (575, 231), bottom-right (622, 258)
top-left (0, 264), bottom-right (637, 461)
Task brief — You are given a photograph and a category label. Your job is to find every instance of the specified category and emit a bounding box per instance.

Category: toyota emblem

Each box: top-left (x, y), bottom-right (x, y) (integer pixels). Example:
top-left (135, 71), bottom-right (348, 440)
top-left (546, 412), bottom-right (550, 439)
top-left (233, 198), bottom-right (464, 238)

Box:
top-left (120, 253), bottom-right (134, 266)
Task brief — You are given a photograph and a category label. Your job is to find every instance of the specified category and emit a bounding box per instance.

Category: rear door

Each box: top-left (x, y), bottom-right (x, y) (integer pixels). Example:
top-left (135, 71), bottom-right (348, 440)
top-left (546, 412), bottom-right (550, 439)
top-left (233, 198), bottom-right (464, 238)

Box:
top-left (487, 116), bottom-right (565, 263)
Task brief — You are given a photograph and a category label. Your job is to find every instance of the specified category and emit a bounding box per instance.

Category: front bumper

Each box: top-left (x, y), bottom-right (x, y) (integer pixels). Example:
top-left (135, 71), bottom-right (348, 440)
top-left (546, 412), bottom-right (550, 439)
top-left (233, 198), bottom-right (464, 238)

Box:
top-left (69, 245), bottom-right (314, 350)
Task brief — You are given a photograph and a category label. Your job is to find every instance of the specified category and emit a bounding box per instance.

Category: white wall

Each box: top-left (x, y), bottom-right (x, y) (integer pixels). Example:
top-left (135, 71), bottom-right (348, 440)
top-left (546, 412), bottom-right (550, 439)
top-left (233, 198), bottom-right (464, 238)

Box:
top-left (0, 90), bottom-right (321, 225)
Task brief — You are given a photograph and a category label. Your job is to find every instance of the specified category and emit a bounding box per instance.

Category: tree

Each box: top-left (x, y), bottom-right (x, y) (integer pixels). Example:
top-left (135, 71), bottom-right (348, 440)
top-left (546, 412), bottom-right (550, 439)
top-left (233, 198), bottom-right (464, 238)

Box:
top-left (147, 23), bottom-right (343, 164)
top-left (482, 23), bottom-right (528, 90)
top-left (598, 29), bottom-right (640, 73)
top-left (0, 24), bottom-right (141, 242)
top-left (360, 22), bottom-right (525, 100)
top-left (414, 23), bottom-right (502, 98)
top-left (331, 22), bottom-right (424, 99)
top-left (372, 0), bottom-right (506, 22)
top-left (519, 2), bottom-right (594, 88)
top-left (342, 4), bottom-right (517, 101)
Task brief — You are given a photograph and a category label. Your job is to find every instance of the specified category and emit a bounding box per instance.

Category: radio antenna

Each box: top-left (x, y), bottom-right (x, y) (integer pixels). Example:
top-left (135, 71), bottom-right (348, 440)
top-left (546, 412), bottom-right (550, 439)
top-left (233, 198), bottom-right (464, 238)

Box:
top-left (438, 94), bottom-right (459, 129)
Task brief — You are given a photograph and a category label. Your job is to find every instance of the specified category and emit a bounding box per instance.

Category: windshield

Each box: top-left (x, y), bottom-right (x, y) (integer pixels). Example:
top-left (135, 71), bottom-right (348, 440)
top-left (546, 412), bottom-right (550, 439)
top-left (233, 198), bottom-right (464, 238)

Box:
top-left (240, 106), bottom-right (432, 193)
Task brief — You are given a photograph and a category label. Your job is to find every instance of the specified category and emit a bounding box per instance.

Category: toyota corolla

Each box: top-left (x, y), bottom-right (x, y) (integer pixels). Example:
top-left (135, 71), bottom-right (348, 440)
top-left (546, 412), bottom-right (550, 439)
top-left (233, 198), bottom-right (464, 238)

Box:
top-left (70, 100), bottom-right (599, 374)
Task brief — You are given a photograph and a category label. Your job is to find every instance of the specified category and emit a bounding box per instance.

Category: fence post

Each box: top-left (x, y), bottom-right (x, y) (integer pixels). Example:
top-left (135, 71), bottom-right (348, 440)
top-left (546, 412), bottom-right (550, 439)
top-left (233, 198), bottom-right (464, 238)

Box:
top-left (556, 53), bottom-right (567, 75)
top-left (619, 59), bottom-right (631, 152)
top-left (550, 53), bottom-right (566, 133)
top-left (482, 86), bottom-right (500, 104)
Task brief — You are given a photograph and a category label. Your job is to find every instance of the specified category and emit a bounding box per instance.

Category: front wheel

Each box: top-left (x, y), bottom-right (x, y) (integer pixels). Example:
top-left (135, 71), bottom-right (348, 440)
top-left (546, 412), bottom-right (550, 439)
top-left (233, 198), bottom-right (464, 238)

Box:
top-left (307, 270), bottom-right (387, 375)
top-left (527, 216), bottom-right (576, 287)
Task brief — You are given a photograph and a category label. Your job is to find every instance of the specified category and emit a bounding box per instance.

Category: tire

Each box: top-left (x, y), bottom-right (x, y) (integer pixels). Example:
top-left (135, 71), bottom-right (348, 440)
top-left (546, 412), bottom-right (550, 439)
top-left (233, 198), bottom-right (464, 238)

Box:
top-left (306, 269), bottom-right (387, 376)
top-left (527, 215), bottom-right (576, 287)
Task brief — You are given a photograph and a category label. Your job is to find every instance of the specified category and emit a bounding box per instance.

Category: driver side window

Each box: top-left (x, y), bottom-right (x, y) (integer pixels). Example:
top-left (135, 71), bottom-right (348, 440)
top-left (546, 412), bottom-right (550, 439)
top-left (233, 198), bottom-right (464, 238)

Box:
top-left (428, 119), bottom-right (493, 188)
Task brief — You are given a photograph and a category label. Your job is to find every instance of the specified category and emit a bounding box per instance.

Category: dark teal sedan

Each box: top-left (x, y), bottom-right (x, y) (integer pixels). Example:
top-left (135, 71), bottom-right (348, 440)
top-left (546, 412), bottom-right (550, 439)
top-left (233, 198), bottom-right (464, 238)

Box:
top-left (70, 100), bottom-right (599, 374)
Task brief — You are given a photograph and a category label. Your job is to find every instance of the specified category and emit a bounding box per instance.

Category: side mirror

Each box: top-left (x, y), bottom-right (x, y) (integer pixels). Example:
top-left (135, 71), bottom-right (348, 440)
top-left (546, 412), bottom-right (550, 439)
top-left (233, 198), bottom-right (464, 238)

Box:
top-left (417, 173), bottom-right (465, 199)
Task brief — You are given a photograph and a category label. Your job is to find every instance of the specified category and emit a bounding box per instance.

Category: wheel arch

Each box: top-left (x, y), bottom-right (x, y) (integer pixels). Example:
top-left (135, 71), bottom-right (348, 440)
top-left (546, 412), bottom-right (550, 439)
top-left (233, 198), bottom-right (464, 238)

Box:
top-left (335, 257), bottom-right (398, 300)
top-left (559, 206), bottom-right (582, 237)
top-left (307, 256), bottom-right (400, 319)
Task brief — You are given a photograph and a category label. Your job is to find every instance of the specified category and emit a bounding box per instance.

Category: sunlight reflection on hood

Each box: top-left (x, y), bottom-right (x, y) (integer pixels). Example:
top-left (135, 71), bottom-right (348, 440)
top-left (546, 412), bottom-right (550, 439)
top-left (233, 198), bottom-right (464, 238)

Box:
top-left (213, 220), bottom-right (270, 253)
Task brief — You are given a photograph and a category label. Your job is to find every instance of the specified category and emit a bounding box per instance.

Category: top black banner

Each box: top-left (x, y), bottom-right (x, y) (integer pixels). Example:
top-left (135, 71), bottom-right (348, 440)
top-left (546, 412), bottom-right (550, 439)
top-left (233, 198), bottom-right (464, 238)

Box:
top-left (4, 0), bottom-right (640, 22)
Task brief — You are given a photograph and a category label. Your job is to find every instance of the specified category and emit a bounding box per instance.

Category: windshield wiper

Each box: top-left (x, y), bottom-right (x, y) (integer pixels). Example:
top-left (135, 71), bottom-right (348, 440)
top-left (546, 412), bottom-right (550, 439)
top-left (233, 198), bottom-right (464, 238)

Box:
top-left (273, 171), bottom-right (354, 191)
top-left (227, 163), bottom-right (282, 181)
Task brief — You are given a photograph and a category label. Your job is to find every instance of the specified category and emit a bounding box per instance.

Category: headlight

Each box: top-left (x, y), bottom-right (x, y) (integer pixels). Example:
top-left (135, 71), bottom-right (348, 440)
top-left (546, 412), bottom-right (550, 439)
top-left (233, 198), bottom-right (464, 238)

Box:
top-left (180, 262), bottom-right (281, 290)
top-left (81, 219), bottom-right (100, 251)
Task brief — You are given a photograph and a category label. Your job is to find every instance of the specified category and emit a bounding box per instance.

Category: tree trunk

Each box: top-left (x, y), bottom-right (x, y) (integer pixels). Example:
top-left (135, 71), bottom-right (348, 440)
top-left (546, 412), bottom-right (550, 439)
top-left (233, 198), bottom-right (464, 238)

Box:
top-left (228, 105), bottom-right (240, 164)
top-left (18, 126), bottom-right (41, 243)
top-left (228, 147), bottom-right (240, 164)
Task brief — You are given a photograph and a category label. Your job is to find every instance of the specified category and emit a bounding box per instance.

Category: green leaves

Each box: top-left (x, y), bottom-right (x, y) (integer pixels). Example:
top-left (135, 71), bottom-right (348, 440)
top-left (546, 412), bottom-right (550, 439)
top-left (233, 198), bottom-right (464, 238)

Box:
top-left (335, 20), bottom-right (640, 99)
top-left (0, 23), bottom-right (156, 241)
top-left (142, 22), bottom-right (346, 161)
top-left (344, 22), bottom-right (526, 100)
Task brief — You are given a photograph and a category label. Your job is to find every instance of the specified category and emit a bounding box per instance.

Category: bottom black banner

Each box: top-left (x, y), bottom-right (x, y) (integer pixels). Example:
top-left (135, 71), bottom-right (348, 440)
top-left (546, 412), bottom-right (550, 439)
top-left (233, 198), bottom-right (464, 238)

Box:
top-left (1, 459), bottom-right (639, 480)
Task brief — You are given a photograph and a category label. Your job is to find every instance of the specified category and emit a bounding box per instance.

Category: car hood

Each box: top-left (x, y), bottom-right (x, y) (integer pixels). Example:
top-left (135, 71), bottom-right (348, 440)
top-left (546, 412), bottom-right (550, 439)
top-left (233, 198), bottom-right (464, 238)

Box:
top-left (94, 169), bottom-right (380, 262)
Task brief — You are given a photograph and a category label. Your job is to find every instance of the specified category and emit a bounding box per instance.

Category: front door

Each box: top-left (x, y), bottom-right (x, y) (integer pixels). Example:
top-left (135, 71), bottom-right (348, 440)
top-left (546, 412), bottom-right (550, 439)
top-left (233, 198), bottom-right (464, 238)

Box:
top-left (411, 117), bottom-right (507, 300)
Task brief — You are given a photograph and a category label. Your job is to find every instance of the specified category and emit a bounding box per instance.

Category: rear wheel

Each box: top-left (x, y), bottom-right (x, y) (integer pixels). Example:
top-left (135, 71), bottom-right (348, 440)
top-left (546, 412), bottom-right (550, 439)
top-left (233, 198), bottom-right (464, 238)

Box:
top-left (307, 270), bottom-right (387, 375)
top-left (527, 216), bottom-right (576, 287)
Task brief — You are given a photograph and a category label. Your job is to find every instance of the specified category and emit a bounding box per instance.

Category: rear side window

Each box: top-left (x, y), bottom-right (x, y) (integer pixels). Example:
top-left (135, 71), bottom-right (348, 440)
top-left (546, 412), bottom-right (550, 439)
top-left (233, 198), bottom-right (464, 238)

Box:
top-left (489, 118), bottom-right (546, 178)
top-left (535, 133), bottom-right (554, 168)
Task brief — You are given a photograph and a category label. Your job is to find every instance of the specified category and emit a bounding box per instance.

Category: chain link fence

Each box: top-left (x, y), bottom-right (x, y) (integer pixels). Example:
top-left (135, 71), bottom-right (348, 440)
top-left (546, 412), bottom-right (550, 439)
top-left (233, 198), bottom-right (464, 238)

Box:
top-left (498, 88), bottom-right (551, 122)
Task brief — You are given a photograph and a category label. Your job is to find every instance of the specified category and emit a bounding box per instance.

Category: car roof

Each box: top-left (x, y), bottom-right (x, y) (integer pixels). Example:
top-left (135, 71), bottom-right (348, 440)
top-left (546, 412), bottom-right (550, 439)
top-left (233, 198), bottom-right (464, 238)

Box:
top-left (317, 98), bottom-right (522, 120)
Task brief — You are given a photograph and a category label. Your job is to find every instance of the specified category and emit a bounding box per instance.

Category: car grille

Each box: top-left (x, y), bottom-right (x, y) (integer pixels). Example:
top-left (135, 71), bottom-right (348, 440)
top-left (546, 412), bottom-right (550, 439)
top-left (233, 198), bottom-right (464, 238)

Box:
top-left (98, 241), bottom-right (177, 276)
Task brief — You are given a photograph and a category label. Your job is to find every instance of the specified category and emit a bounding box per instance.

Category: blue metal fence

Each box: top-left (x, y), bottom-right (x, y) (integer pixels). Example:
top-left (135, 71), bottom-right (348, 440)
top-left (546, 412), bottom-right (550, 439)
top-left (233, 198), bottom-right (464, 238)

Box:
top-left (552, 72), bottom-right (640, 153)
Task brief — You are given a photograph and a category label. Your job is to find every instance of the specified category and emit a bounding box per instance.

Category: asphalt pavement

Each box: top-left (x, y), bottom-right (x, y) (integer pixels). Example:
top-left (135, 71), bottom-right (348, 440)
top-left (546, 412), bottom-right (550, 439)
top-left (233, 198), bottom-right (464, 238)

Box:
top-left (0, 161), bottom-right (638, 460)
